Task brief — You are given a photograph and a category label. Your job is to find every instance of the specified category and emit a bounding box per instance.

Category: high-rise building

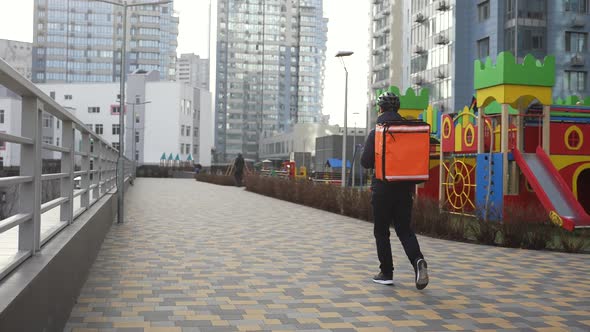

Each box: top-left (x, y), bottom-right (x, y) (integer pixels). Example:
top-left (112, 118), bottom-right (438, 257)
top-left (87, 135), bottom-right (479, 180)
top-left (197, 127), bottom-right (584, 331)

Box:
top-left (32, 0), bottom-right (179, 83)
top-left (0, 39), bottom-right (33, 80)
top-left (176, 53), bottom-right (210, 90)
top-left (215, 0), bottom-right (328, 162)
top-left (399, 0), bottom-right (589, 114)
top-left (0, 40), bottom-right (33, 166)
top-left (367, 0), bottom-right (405, 126)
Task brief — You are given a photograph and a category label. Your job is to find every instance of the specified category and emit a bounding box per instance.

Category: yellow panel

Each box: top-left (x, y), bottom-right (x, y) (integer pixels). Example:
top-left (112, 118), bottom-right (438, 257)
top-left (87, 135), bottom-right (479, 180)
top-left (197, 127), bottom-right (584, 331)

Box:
top-left (455, 123), bottom-right (463, 152)
top-left (476, 85), bottom-right (553, 108)
top-left (399, 109), bottom-right (423, 120)
top-left (549, 155), bottom-right (590, 170)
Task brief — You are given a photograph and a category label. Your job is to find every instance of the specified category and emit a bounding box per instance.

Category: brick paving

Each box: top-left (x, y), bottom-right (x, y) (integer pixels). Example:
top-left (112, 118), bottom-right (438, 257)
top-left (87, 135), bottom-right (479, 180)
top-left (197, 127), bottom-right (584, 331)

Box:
top-left (65, 178), bottom-right (590, 332)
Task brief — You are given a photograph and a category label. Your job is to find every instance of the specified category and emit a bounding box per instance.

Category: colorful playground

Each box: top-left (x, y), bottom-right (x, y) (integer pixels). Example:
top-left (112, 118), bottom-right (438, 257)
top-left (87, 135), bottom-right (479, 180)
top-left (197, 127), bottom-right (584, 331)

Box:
top-left (383, 51), bottom-right (590, 231)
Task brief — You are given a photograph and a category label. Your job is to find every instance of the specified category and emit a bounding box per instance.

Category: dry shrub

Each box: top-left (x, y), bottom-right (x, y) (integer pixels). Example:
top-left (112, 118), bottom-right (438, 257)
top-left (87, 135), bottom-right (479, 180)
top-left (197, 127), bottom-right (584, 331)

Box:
top-left (559, 229), bottom-right (589, 253)
top-left (469, 219), bottom-right (501, 245)
top-left (501, 205), bottom-right (552, 249)
top-left (411, 197), bottom-right (460, 239)
top-left (196, 173), bottom-right (235, 186)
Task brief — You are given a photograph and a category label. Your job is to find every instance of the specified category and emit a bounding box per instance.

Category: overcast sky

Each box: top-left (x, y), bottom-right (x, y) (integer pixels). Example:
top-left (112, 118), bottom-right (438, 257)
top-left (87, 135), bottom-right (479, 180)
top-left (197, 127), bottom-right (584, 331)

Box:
top-left (0, 0), bottom-right (370, 127)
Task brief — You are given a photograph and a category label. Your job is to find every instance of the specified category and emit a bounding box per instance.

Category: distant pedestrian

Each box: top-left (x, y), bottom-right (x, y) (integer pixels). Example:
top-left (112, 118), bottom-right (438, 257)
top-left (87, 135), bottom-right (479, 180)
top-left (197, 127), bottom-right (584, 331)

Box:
top-left (233, 153), bottom-right (245, 187)
top-left (361, 91), bottom-right (429, 290)
top-left (194, 163), bottom-right (202, 180)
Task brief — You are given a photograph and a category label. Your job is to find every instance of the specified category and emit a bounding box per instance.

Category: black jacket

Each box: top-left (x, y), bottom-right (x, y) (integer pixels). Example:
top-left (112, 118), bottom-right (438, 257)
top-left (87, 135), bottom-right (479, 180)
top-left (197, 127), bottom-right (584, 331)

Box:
top-left (361, 111), bottom-right (413, 192)
top-left (234, 155), bottom-right (245, 175)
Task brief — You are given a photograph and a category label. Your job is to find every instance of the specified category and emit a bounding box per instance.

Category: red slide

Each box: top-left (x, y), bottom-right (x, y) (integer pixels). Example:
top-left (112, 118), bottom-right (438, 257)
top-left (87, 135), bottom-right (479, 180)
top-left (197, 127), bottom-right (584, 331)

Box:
top-left (513, 146), bottom-right (590, 231)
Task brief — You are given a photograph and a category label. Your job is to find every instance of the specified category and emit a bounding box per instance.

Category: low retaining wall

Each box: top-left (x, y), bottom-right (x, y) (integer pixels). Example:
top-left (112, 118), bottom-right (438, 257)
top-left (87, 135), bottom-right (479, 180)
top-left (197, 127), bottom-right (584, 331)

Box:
top-left (0, 192), bottom-right (117, 331)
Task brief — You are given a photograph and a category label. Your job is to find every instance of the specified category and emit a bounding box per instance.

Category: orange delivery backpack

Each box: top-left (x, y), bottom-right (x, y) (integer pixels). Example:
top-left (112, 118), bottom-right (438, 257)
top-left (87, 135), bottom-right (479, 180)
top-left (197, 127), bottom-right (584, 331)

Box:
top-left (375, 120), bottom-right (431, 183)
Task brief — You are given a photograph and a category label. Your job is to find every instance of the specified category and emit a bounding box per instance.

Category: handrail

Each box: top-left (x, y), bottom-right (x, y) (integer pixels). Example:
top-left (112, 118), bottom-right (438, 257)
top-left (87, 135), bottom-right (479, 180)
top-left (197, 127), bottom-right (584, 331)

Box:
top-left (0, 58), bottom-right (134, 282)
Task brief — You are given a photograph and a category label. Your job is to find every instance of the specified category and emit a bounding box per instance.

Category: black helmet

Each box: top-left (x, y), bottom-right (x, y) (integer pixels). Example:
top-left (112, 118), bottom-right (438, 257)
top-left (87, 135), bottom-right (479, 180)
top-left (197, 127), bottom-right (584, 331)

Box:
top-left (377, 91), bottom-right (400, 112)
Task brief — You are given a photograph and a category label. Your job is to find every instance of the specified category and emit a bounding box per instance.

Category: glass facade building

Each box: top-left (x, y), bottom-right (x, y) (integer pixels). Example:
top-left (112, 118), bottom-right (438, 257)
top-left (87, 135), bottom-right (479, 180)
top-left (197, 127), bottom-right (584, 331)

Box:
top-left (32, 0), bottom-right (179, 83)
top-left (400, 0), bottom-right (590, 113)
top-left (215, 0), bottom-right (328, 162)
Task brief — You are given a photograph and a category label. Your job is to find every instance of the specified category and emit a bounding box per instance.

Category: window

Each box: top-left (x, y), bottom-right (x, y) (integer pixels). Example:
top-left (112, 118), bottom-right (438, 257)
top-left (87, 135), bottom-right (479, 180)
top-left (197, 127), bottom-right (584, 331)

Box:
top-left (112, 124), bottom-right (120, 135)
top-left (56, 137), bottom-right (60, 146)
top-left (193, 145), bottom-right (198, 154)
top-left (50, 91), bottom-right (55, 99)
top-left (566, 32), bottom-right (588, 52)
top-left (135, 114), bottom-right (140, 123)
top-left (57, 120), bottom-right (60, 129)
top-left (531, 30), bottom-right (544, 50)
top-left (135, 150), bottom-right (139, 161)
top-left (88, 106), bottom-right (100, 113)
top-left (135, 131), bottom-right (139, 143)
top-left (86, 124), bottom-right (93, 131)
top-left (43, 116), bottom-right (52, 128)
top-left (478, 1), bottom-right (490, 21)
top-left (565, 0), bottom-right (589, 13)
top-left (42, 136), bottom-right (52, 144)
top-left (477, 37), bottom-right (490, 59)
top-left (565, 71), bottom-right (587, 91)
top-left (0, 110), bottom-right (4, 124)
top-left (112, 142), bottom-right (120, 150)
top-left (180, 143), bottom-right (184, 154)
top-left (194, 127), bottom-right (198, 137)
top-left (186, 126), bottom-right (191, 137)
top-left (95, 124), bottom-right (103, 135)
top-left (181, 125), bottom-right (185, 136)
top-left (64, 94), bottom-right (72, 100)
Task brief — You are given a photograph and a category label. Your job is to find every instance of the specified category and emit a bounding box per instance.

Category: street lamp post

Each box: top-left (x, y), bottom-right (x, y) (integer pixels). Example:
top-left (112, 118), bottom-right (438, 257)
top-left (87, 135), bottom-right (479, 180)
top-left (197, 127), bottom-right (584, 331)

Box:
top-left (352, 112), bottom-right (359, 187)
top-left (127, 96), bottom-right (151, 179)
top-left (335, 51), bottom-right (353, 188)
top-left (93, 0), bottom-right (172, 224)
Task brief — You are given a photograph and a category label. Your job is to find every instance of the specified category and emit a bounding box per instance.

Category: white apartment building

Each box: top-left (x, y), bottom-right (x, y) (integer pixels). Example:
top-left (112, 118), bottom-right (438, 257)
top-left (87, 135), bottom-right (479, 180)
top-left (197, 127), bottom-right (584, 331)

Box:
top-left (37, 70), bottom-right (214, 166)
top-left (0, 88), bottom-right (22, 167)
top-left (176, 53), bottom-right (210, 91)
top-left (0, 39), bottom-right (33, 80)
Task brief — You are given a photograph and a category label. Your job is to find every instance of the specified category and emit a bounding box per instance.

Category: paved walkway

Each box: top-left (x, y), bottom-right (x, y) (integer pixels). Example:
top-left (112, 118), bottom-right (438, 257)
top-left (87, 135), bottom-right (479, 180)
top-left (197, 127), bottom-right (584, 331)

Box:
top-left (65, 178), bottom-right (590, 332)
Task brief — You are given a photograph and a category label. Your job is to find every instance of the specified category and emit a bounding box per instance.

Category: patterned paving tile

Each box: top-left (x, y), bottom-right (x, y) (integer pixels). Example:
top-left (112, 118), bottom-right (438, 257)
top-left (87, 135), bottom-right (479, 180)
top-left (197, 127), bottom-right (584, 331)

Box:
top-left (64, 178), bottom-right (590, 331)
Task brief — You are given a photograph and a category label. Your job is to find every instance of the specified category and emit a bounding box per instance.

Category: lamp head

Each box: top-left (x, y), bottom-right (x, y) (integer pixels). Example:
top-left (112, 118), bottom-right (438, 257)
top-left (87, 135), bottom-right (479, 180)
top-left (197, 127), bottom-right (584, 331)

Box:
top-left (335, 51), bottom-right (354, 57)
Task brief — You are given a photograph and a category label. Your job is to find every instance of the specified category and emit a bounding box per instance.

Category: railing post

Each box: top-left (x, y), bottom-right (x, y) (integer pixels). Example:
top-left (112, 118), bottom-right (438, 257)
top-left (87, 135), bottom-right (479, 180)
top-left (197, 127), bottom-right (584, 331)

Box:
top-left (92, 139), bottom-right (99, 200)
top-left (98, 142), bottom-right (104, 196)
top-left (81, 132), bottom-right (90, 209)
top-left (60, 120), bottom-right (74, 224)
top-left (19, 97), bottom-right (43, 253)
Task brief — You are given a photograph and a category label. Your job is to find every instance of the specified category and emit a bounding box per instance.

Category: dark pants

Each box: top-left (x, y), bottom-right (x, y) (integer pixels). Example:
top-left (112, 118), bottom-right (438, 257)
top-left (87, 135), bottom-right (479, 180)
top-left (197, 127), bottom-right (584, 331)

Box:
top-left (234, 172), bottom-right (243, 187)
top-left (372, 187), bottom-right (424, 276)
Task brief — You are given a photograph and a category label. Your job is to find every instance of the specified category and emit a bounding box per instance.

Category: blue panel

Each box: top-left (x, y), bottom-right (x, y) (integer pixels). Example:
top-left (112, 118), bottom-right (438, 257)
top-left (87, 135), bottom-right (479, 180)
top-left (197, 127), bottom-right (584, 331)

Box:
top-left (475, 153), bottom-right (503, 221)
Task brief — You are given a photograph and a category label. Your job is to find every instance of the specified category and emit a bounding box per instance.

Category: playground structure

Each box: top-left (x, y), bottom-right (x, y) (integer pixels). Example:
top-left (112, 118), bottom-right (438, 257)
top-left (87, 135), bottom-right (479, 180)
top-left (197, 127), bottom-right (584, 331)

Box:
top-left (399, 51), bottom-right (590, 231)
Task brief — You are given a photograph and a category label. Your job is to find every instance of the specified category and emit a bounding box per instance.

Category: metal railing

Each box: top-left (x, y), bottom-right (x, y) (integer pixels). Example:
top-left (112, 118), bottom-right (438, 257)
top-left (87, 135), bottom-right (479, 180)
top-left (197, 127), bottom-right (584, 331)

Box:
top-left (0, 58), bottom-right (133, 281)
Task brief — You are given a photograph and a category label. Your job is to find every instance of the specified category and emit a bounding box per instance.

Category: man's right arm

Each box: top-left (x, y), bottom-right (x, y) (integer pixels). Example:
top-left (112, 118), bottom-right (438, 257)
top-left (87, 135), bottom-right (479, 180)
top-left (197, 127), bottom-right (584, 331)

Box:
top-left (360, 130), bottom-right (375, 169)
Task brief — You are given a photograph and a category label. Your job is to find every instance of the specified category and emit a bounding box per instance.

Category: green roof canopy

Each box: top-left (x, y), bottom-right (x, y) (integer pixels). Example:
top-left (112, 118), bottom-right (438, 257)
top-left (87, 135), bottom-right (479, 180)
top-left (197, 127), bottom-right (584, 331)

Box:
top-left (160, 152), bottom-right (166, 160)
top-left (474, 52), bottom-right (555, 90)
top-left (374, 86), bottom-right (430, 112)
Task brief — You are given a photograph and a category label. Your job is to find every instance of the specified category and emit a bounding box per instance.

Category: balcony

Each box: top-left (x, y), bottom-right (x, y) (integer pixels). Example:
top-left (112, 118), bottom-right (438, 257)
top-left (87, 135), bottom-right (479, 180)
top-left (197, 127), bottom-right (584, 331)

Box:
top-left (437, 0), bottom-right (450, 11)
top-left (414, 13), bottom-right (427, 23)
top-left (435, 34), bottom-right (449, 45)
top-left (413, 45), bottom-right (427, 55)
top-left (412, 75), bottom-right (425, 85)
top-left (570, 15), bottom-right (586, 28)
top-left (571, 54), bottom-right (585, 67)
